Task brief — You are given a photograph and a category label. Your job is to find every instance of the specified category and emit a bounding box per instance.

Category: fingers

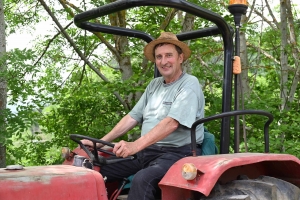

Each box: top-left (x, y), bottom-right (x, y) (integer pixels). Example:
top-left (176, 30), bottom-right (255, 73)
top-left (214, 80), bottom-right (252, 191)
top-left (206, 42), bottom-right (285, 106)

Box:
top-left (79, 139), bottom-right (94, 150)
top-left (81, 139), bottom-right (91, 146)
top-left (113, 141), bottom-right (123, 157)
top-left (113, 141), bottom-right (128, 158)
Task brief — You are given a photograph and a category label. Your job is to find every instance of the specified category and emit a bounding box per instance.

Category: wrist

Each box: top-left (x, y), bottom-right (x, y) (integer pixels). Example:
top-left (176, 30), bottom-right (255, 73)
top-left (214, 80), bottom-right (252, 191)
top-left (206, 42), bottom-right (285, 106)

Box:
top-left (134, 137), bottom-right (146, 152)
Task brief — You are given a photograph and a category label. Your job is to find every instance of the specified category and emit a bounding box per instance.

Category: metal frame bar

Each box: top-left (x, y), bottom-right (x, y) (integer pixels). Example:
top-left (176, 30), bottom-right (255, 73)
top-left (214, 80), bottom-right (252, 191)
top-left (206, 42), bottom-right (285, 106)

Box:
top-left (74, 0), bottom-right (234, 153)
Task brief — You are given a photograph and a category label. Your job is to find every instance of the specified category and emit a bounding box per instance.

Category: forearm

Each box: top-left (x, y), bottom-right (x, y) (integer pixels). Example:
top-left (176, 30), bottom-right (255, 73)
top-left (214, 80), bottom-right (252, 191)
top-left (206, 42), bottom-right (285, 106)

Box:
top-left (134, 117), bottom-right (179, 151)
top-left (101, 114), bottom-right (138, 142)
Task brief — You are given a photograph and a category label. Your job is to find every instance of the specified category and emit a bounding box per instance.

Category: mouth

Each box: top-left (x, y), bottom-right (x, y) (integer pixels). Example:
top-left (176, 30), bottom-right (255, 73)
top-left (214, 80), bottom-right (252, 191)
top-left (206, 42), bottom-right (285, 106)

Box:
top-left (161, 65), bottom-right (171, 69)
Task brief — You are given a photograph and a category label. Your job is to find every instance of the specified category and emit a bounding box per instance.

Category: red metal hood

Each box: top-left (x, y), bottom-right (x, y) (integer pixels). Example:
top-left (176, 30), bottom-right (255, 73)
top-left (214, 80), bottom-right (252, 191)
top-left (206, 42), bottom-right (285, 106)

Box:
top-left (0, 165), bottom-right (107, 200)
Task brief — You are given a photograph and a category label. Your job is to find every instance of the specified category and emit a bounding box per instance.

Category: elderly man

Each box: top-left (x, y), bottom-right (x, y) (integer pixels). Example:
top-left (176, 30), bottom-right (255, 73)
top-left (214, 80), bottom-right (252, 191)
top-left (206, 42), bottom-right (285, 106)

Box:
top-left (82, 32), bottom-right (205, 200)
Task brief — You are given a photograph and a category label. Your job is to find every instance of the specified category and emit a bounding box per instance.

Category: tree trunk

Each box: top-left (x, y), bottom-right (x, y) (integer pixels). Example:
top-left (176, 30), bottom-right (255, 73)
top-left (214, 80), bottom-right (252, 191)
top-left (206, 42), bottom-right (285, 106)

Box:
top-left (286, 0), bottom-right (300, 104)
top-left (239, 15), bottom-right (250, 99)
top-left (181, 13), bottom-right (194, 74)
top-left (0, 0), bottom-right (7, 168)
top-left (279, 0), bottom-right (289, 153)
top-left (280, 0), bottom-right (289, 111)
top-left (239, 14), bottom-right (249, 152)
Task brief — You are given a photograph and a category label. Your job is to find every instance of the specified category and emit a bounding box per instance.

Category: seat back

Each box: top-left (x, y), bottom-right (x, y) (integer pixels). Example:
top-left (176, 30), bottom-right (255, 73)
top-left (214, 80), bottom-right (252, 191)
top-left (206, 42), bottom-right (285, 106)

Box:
top-left (201, 128), bottom-right (218, 155)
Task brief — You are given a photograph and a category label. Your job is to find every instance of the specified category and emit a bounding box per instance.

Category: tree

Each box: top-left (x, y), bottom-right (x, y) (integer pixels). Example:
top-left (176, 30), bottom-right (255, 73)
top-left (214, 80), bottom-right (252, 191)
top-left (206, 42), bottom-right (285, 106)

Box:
top-left (2, 0), bottom-right (300, 166)
top-left (0, 0), bottom-right (7, 168)
top-left (236, 0), bottom-right (300, 155)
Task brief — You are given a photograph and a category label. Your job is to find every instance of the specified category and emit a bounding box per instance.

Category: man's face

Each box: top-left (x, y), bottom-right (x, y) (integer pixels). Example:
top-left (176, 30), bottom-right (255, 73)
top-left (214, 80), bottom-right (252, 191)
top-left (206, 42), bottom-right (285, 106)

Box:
top-left (154, 44), bottom-right (184, 83)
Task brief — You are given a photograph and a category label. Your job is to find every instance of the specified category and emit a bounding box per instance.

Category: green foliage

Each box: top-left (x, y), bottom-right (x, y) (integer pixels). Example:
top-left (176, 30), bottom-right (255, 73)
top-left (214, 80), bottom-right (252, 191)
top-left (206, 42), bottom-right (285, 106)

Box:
top-left (6, 130), bottom-right (64, 166)
top-left (233, 75), bottom-right (300, 158)
top-left (2, 0), bottom-right (300, 168)
top-left (41, 81), bottom-right (126, 148)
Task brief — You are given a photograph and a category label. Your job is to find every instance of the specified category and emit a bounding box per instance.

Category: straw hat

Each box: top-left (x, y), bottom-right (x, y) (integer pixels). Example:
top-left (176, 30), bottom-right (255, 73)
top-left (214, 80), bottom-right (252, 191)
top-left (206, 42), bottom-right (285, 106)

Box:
top-left (144, 32), bottom-right (191, 62)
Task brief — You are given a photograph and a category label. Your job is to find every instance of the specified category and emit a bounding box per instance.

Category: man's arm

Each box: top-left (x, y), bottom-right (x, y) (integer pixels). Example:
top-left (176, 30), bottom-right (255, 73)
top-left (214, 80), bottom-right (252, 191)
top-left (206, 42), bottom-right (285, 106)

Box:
top-left (102, 114), bottom-right (138, 142)
top-left (135, 117), bottom-right (179, 151)
top-left (81, 114), bottom-right (138, 147)
top-left (113, 116), bottom-right (179, 157)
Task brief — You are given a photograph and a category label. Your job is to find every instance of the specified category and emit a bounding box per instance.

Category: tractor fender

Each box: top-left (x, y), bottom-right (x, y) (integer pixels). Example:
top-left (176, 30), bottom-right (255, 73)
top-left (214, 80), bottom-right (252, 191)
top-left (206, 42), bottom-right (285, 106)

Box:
top-left (159, 153), bottom-right (300, 199)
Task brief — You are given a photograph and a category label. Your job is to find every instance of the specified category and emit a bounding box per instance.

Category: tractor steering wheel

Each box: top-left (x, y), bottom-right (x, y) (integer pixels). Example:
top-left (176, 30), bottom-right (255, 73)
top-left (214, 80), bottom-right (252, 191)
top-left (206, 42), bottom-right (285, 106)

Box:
top-left (70, 134), bottom-right (136, 166)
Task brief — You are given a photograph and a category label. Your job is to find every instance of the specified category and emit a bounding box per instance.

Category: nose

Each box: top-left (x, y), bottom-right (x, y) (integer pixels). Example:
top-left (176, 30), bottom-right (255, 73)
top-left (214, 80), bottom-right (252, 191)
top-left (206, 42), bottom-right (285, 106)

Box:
top-left (161, 55), bottom-right (168, 65)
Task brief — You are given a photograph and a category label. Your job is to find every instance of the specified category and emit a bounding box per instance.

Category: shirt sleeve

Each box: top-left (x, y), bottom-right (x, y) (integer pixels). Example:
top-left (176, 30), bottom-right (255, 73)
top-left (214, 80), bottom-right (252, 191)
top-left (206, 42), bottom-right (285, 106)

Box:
top-left (167, 88), bottom-right (200, 128)
top-left (128, 84), bottom-right (150, 124)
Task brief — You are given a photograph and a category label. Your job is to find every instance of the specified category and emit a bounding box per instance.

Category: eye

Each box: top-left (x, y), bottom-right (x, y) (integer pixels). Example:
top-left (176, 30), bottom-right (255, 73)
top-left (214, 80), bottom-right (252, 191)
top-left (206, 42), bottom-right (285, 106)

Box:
top-left (166, 53), bottom-right (172, 57)
top-left (155, 55), bottom-right (162, 60)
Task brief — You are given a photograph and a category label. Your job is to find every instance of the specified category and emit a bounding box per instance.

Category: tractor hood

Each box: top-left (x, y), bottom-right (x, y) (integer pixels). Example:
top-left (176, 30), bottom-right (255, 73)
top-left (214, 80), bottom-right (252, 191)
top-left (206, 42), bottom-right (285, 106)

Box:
top-left (0, 165), bottom-right (107, 200)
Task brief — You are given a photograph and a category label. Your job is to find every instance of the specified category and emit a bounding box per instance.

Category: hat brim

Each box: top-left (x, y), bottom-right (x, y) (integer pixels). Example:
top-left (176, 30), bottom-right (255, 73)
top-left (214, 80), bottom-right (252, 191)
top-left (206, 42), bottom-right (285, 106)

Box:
top-left (144, 39), bottom-right (191, 62)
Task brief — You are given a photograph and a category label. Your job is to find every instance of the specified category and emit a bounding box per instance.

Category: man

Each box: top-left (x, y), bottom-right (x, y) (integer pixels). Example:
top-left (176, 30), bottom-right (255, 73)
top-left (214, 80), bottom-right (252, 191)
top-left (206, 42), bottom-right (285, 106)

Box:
top-left (82, 32), bottom-right (205, 200)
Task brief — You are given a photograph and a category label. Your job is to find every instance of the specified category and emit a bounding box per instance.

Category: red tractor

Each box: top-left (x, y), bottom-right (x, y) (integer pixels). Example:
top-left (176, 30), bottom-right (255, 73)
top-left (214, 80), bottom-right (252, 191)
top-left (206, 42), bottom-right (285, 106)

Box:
top-left (1, 0), bottom-right (300, 199)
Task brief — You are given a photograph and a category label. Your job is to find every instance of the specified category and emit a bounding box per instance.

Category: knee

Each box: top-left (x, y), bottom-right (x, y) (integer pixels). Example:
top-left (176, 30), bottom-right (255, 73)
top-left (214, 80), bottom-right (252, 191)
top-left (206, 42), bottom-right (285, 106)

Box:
top-left (128, 171), bottom-right (161, 199)
top-left (131, 170), bottom-right (159, 189)
top-left (131, 171), bottom-right (146, 186)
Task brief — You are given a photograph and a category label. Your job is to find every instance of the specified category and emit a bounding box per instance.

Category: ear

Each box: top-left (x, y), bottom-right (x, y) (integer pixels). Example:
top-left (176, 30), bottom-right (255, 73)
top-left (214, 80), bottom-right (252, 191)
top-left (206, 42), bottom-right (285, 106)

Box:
top-left (179, 53), bottom-right (184, 64)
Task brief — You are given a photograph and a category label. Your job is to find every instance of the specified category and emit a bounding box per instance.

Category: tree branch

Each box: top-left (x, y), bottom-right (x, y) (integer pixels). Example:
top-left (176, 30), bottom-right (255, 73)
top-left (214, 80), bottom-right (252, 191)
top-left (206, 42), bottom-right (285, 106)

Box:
top-left (59, 0), bottom-right (120, 60)
top-left (160, 8), bottom-right (177, 31)
top-left (264, 0), bottom-right (280, 29)
top-left (38, 0), bottom-right (129, 110)
top-left (248, 2), bottom-right (277, 30)
top-left (247, 41), bottom-right (295, 72)
top-left (33, 21), bottom-right (73, 66)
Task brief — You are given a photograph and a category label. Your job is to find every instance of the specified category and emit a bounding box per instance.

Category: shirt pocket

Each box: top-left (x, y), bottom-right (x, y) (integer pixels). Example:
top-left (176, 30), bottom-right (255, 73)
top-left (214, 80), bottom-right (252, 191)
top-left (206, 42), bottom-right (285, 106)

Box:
top-left (157, 102), bottom-right (172, 120)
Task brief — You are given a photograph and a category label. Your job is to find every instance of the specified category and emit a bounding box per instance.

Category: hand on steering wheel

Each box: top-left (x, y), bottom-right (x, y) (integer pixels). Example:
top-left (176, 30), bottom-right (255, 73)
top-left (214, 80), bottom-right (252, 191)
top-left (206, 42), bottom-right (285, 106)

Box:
top-left (70, 134), bottom-right (136, 166)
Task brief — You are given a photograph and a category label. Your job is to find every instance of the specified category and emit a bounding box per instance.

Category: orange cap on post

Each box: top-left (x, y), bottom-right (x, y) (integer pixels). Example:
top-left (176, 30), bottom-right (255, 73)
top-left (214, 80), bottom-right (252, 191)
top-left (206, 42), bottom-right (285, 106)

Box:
top-left (229, 0), bottom-right (248, 5)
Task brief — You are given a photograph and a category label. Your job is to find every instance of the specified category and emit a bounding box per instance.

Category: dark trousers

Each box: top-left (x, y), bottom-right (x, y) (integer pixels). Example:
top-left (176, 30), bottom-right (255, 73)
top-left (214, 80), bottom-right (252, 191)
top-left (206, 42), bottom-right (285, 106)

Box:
top-left (100, 144), bottom-right (201, 200)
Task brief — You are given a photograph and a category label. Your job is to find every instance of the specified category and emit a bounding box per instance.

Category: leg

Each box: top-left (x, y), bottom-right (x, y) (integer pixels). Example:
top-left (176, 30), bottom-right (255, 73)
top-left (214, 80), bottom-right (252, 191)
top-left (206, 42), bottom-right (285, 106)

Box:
top-left (128, 145), bottom-right (195, 200)
top-left (100, 153), bottom-right (143, 182)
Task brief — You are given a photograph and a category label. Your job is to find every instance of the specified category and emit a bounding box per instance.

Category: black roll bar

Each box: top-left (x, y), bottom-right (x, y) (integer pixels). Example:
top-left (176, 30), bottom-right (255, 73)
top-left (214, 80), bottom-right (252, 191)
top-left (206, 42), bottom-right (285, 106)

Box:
top-left (190, 110), bottom-right (274, 156)
top-left (74, 0), bottom-right (234, 153)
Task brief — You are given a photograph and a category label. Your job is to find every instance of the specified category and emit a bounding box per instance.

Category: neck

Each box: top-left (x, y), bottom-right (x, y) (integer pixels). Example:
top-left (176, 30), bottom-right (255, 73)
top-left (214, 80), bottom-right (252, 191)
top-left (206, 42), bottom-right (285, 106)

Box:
top-left (164, 71), bottom-right (183, 84)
